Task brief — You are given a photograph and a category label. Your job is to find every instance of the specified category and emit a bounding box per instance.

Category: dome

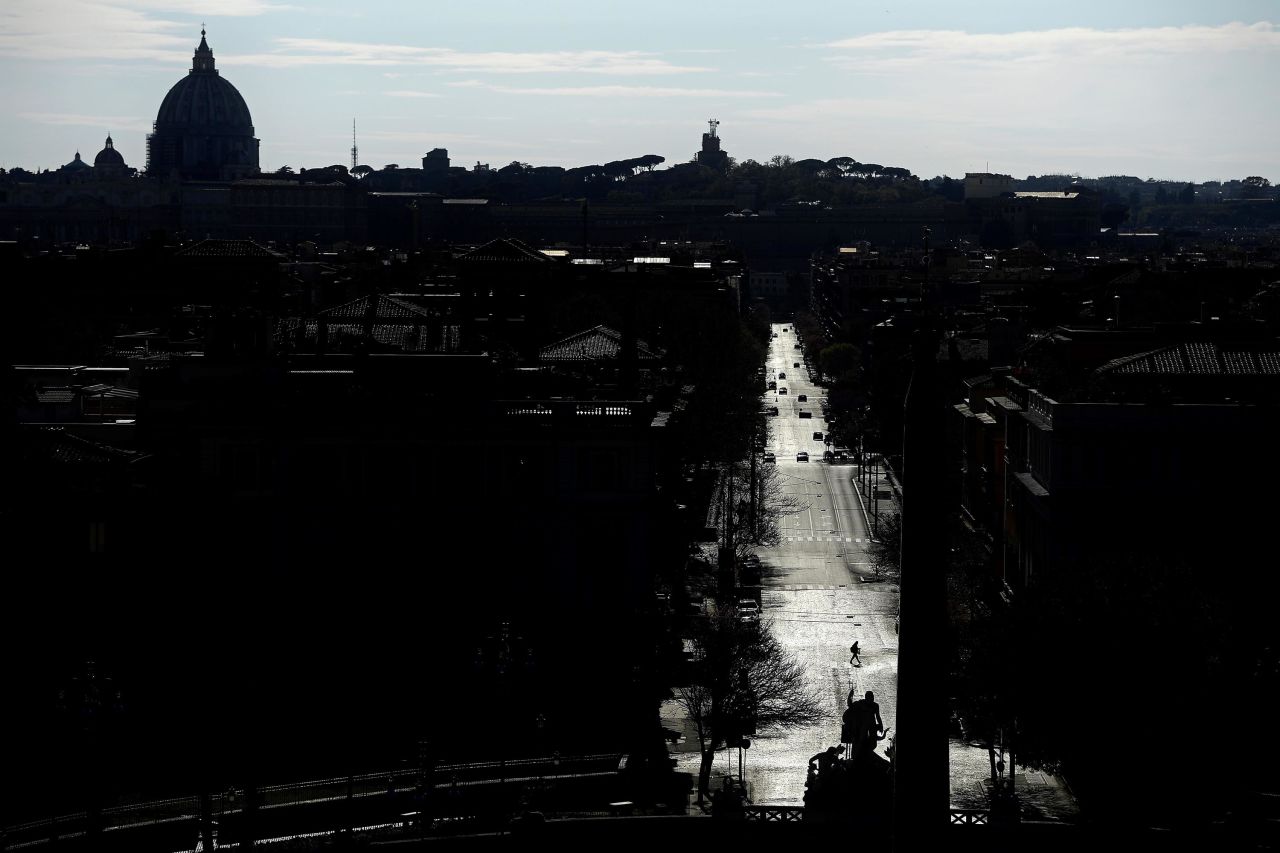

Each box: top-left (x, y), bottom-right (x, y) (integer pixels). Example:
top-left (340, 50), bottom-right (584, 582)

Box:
top-left (62, 151), bottom-right (92, 171)
top-left (94, 135), bottom-right (126, 168)
top-left (146, 29), bottom-right (259, 181)
top-left (153, 36), bottom-right (254, 135)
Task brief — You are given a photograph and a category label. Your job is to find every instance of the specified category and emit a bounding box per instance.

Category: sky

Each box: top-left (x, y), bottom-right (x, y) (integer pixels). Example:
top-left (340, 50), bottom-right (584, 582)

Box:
top-left (1, 0), bottom-right (1278, 183)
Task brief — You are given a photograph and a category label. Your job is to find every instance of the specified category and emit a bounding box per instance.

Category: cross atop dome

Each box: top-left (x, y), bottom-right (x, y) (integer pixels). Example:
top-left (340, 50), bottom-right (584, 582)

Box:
top-left (192, 26), bottom-right (216, 73)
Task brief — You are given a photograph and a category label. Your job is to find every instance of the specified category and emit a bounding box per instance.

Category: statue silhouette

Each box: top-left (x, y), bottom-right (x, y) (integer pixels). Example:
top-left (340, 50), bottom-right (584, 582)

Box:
top-left (842, 691), bottom-right (886, 761)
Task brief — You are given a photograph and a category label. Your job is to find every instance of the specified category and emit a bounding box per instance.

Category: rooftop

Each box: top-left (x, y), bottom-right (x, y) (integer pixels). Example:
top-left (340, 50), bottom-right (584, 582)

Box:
top-left (1097, 342), bottom-right (1280, 377)
top-left (174, 239), bottom-right (284, 259)
top-left (539, 325), bottom-right (662, 363)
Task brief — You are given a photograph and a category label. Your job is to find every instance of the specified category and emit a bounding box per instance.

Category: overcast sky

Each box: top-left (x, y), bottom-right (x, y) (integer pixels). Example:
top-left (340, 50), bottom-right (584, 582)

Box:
top-left (2, 0), bottom-right (1277, 182)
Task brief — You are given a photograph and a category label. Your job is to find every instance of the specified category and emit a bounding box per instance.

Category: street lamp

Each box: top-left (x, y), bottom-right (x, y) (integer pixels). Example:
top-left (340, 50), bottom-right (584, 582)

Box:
top-left (473, 622), bottom-right (537, 784)
top-left (56, 660), bottom-right (123, 842)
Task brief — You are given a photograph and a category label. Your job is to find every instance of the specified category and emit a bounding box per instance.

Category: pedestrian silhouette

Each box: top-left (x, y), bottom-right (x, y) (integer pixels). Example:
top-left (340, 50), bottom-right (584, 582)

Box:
top-left (849, 641), bottom-right (861, 667)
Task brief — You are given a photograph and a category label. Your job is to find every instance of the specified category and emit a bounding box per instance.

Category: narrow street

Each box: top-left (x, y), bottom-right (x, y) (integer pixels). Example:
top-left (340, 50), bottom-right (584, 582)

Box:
top-left (666, 321), bottom-right (900, 806)
top-left (663, 320), bottom-right (1079, 821)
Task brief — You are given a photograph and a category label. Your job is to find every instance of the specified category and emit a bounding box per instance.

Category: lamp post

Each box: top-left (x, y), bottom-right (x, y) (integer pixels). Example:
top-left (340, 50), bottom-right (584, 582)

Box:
top-left (474, 622), bottom-right (536, 785)
top-left (57, 660), bottom-right (123, 843)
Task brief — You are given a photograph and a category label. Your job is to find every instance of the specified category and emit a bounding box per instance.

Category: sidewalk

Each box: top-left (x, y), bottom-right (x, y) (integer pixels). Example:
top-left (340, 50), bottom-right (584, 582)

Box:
top-left (949, 740), bottom-right (1080, 822)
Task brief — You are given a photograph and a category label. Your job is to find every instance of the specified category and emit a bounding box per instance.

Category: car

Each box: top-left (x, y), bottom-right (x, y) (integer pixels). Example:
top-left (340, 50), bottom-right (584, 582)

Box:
top-left (794, 344), bottom-right (801, 349)
top-left (778, 388), bottom-right (787, 394)
top-left (823, 450), bottom-right (834, 463)
top-left (767, 406), bottom-right (779, 416)
top-left (813, 431), bottom-right (823, 441)
top-left (793, 362), bottom-right (800, 368)
top-left (833, 450), bottom-right (848, 463)
top-left (797, 394), bottom-right (807, 402)
top-left (782, 327), bottom-right (788, 332)
top-left (799, 410), bottom-right (812, 418)
top-left (763, 451), bottom-right (776, 463)
top-left (767, 380), bottom-right (777, 389)
top-left (796, 451), bottom-right (809, 462)
top-left (778, 372), bottom-right (786, 379)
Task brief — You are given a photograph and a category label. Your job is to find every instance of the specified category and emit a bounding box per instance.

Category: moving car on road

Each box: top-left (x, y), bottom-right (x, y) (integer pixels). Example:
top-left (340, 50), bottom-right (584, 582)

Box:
top-left (796, 451), bottom-right (809, 462)
top-left (813, 431), bottom-right (823, 441)
top-left (798, 394), bottom-right (807, 402)
top-left (799, 410), bottom-right (811, 418)
top-left (779, 387), bottom-right (788, 394)
top-left (763, 451), bottom-right (776, 463)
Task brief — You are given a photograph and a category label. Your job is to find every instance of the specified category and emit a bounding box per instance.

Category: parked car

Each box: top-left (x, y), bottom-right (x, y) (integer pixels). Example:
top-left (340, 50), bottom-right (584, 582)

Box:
top-left (778, 372), bottom-right (786, 379)
top-left (796, 451), bottom-right (809, 462)
top-left (813, 431), bottom-right (823, 441)
top-left (763, 451), bottom-right (776, 463)
top-left (793, 362), bottom-right (800, 368)
top-left (768, 380), bottom-right (777, 390)
top-left (797, 394), bottom-right (807, 402)
top-left (779, 388), bottom-right (787, 394)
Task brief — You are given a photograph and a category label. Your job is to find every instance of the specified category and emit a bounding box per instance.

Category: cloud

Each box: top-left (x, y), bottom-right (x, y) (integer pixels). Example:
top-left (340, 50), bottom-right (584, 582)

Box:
top-left (823, 21), bottom-right (1280, 69)
top-left (19, 111), bottom-right (151, 133)
top-left (0, 1), bottom-right (186, 61)
top-left (446, 80), bottom-right (780, 98)
top-left (233, 40), bottom-right (713, 74)
top-left (122, 0), bottom-right (297, 14)
top-left (385, 90), bottom-right (443, 98)
top-left (360, 129), bottom-right (502, 146)
top-left (0, 0), bottom-right (295, 62)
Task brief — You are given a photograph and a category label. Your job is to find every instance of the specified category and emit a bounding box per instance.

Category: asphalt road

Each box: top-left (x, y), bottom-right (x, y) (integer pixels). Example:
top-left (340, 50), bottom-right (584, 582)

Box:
top-left (668, 322), bottom-right (900, 806)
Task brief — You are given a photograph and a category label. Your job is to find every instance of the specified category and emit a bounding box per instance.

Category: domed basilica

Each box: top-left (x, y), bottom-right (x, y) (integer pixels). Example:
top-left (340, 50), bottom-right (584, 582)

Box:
top-left (146, 29), bottom-right (260, 181)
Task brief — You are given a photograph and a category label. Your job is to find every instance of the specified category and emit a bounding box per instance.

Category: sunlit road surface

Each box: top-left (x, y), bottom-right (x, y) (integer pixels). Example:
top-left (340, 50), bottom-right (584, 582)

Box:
top-left (669, 322), bottom-right (899, 806)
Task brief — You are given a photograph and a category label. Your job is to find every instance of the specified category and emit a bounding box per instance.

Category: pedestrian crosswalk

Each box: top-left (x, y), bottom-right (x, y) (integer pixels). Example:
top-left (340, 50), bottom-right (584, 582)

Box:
top-left (782, 536), bottom-right (873, 543)
top-left (771, 584), bottom-right (846, 590)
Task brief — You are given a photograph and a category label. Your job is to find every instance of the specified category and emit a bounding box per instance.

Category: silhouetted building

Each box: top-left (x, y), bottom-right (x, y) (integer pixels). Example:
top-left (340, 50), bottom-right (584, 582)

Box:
top-left (92, 134), bottom-right (130, 179)
top-left (146, 29), bottom-right (260, 182)
top-left (695, 119), bottom-right (730, 172)
top-left (59, 150), bottom-right (94, 180)
top-left (422, 148), bottom-right (450, 173)
top-left (964, 172), bottom-right (1014, 200)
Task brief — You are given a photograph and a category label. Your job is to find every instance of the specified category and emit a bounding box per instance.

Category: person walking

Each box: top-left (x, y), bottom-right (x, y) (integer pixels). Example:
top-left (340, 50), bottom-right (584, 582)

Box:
top-left (849, 641), bottom-right (862, 667)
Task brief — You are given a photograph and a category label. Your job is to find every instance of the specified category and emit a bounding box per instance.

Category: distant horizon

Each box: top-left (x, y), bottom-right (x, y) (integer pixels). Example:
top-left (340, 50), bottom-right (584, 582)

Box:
top-left (2, 1), bottom-right (1278, 184)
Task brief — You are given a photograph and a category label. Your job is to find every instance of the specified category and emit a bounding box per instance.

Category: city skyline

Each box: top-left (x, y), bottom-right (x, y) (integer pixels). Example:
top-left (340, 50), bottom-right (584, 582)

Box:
top-left (2, 0), bottom-right (1279, 183)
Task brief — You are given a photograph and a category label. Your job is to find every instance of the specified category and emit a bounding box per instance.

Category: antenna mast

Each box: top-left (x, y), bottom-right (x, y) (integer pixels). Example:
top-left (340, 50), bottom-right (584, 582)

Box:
top-left (350, 119), bottom-right (358, 171)
top-left (708, 118), bottom-right (719, 138)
